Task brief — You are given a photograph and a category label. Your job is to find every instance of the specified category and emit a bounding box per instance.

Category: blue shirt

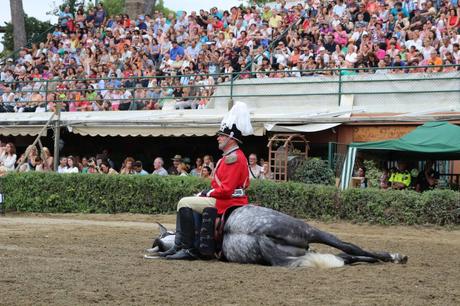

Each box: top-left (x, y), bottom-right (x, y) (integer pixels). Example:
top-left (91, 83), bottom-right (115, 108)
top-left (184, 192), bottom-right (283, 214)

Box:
top-left (390, 7), bottom-right (409, 18)
top-left (138, 22), bottom-right (147, 30)
top-left (59, 12), bottom-right (73, 26)
top-left (170, 45), bottom-right (185, 60)
top-left (136, 170), bottom-right (149, 175)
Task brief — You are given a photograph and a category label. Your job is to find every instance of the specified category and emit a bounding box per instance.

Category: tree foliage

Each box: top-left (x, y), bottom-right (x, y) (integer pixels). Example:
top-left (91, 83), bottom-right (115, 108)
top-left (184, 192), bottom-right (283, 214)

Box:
top-left (97, 0), bottom-right (125, 16)
top-left (292, 158), bottom-right (335, 186)
top-left (1, 15), bottom-right (53, 54)
top-left (153, 0), bottom-right (174, 17)
top-left (241, 0), bottom-right (272, 7)
top-left (48, 0), bottom-right (125, 17)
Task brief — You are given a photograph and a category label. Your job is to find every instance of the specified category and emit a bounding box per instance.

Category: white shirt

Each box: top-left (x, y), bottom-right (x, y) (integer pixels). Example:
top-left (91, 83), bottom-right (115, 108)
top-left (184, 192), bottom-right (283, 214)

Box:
top-left (248, 164), bottom-right (263, 180)
top-left (422, 46), bottom-right (435, 60)
top-left (333, 4), bottom-right (347, 16)
top-left (405, 39), bottom-right (422, 51)
top-left (152, 167), bottom-right (168, 176)
top-left (0, 153), bottom-right (17, 171)
top-left (345, 52), bottom-right (358, 64)
top-left (57, 165), bottom-right (68, 173)
top-left (452, 50), bottom-right (460, 64)
top-left (66, 167), bottom-right (79, 173)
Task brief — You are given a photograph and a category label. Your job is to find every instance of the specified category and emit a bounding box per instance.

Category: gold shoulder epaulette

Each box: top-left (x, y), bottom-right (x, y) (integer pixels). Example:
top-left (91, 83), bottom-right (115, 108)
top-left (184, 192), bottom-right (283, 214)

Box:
top-left (225, 153), bottom-right (238, 164)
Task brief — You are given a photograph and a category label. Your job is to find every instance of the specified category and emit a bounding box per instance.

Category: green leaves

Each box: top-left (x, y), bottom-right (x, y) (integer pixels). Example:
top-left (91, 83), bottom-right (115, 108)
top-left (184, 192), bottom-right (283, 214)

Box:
top-left (291, 158), bottom-right (335, 186)
top-left (1, 172), bottom-right (458, 225)
top-left (1, 15), bottom-right (52, 54)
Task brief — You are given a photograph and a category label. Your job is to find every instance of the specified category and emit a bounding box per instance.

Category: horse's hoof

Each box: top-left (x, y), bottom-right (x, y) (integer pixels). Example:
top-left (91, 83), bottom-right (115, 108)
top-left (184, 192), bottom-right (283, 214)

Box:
top-left (144, 254), bottom-right (162, 259)
top-left (145, 247), bottom-right (160, 254)
top-left (391, 253), bottom-right (408, 264)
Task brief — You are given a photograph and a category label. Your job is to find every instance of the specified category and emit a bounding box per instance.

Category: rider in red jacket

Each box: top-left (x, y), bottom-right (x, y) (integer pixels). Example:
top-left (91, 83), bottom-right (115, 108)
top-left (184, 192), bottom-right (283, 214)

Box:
top-left (161, 102), bottom-right (253, 260)
top-left (207, 142), bottom-right (249, 215)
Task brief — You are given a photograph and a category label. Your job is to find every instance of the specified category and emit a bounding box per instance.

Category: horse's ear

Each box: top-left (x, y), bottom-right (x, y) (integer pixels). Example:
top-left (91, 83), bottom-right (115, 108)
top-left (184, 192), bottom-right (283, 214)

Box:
top-left (156, 222), bottom-right (168, 236)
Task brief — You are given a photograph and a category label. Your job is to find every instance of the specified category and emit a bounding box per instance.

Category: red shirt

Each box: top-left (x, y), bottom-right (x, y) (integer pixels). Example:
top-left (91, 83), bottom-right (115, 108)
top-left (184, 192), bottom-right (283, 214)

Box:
top-left (208, 147), bottom-right (249, 214)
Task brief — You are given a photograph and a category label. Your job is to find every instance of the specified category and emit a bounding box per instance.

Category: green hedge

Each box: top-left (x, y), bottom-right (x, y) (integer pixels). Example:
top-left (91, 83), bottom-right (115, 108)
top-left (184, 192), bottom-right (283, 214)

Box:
top-left (1, 172), bottom-right (459, 225)
top-left (1, 172), bottom-right (208, 214)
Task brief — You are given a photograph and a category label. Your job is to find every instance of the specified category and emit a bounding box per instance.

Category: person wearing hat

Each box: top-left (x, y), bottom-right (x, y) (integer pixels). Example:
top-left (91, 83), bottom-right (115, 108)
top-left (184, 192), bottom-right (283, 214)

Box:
top-left (161, 102), bottom-right (253, 260)
top-left (168, 155), bottom-right (182, 175)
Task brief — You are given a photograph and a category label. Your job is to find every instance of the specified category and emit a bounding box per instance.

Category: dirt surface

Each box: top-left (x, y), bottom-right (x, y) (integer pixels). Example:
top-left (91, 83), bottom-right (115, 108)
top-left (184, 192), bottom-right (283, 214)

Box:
top-left (1, 213), bottom-right (459, 306)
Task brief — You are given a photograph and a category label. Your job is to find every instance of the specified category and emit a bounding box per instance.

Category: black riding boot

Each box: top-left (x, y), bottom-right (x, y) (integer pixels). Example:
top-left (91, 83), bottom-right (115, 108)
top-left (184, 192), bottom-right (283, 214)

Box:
top-left (158, 211), bottom-right (182, 257)
top-left (167, 207), bottom-right (198, 260)
top-left (199, 207), bottom-right (218, 258)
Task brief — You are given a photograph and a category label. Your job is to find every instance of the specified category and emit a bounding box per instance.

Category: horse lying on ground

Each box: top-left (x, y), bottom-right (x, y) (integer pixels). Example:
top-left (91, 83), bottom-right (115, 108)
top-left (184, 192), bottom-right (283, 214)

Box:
top-left (146, 205), bottom-right (408, 268)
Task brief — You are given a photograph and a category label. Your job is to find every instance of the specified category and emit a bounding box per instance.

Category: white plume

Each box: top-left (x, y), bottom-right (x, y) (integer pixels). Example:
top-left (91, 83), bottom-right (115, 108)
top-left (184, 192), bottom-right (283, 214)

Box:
top-left (220, 101), bottom-right (254, 136)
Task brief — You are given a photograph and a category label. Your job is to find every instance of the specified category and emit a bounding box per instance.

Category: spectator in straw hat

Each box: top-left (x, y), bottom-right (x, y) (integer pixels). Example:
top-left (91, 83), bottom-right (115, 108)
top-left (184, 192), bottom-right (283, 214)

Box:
top-left (169, 154), bottom-right (182, 175)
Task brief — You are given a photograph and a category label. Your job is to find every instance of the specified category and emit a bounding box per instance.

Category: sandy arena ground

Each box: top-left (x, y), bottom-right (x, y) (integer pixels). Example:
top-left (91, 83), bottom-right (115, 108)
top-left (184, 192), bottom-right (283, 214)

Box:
top-left (0, 213), bottom-right (459, 306)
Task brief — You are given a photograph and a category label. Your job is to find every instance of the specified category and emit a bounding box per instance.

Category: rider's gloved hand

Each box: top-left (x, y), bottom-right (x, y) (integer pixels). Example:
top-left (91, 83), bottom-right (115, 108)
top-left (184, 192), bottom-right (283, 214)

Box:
top-left (198, 189), bottom-right (210, 197)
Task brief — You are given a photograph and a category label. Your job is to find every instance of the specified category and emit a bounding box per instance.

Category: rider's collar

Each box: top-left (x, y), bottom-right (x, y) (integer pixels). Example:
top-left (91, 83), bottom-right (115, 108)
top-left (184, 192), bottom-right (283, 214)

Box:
top-left (223, 145), bottom-right (239, 156)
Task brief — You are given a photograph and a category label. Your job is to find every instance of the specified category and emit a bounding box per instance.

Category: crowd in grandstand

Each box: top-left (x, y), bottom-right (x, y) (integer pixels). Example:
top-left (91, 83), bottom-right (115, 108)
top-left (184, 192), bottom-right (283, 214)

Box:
top-left (0, 0), bottom-right (459, 112)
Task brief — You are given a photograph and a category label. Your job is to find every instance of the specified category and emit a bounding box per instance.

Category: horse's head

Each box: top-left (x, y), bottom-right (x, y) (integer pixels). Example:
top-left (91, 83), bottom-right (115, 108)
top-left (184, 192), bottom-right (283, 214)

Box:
top-left (145, 222), bottom-right (176, 255)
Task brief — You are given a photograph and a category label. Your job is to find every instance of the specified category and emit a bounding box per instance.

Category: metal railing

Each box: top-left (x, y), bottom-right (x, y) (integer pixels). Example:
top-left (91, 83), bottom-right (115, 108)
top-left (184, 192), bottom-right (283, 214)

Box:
top-left (0, 65), bottom-right (459, 112)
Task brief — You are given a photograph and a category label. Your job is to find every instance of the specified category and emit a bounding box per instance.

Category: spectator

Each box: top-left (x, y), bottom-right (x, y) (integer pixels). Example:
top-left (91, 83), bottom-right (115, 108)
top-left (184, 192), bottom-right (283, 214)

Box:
top-left (133, 160), bottom-right (149, 175)
top-left (389, 162), bottom-right (412, 190)
top-left (260, 161), bottom-right (272, 180)
top-left (120, 157), bottom-right (135, 174)
top-left (169, 155), bottom-right (182, 175)
top-left (101, 149), bottom-right (115, 169)
top-left (86, 158), bottom-right (99, 174)
top-left (190, 157), bottom-right (203, 177)
top-left (100, 161), bottom-right (118, 174)
top-left (34, 156), bottom-right (45, 172)
top-left (202, 154), bottom-right (214, 171)
top-left (357, 166), bottom-right (368, 188)
top-left (41, 147), bottom-right (54, 172)
top-left (152, 157), bottom-right (168, 176)
top-left (17, 145), bottom-right (38, 172)
top-left (248, 153), bottom-right (263, 180)
top-left (66, 156), bottom-right (79, 173)
top-left (94, 2), bottom-right (107, 28)
top-left (415, 160), bottom-right (440, 192)
top-left (427, 51), bottom-right (443, 72)
top-left (58, 6), bottom-right (73, 32)
top-left (177, 162), bottom-right (189, 176)
top-left (201, 165), bottom-right (212, 180)
top-left (1, 86), bottom-right (15, 112)
top-left (80, 157), bottom-right (90, 173)
top-left (57, 157), bottom-right (68, 173)
top-left (0, 142), bottom-right (17, 171)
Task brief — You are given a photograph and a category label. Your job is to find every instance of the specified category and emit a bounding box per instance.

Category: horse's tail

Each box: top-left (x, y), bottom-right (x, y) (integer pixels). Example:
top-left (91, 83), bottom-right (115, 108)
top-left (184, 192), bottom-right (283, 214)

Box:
top-left (285, 253), bottom-right (345, 269)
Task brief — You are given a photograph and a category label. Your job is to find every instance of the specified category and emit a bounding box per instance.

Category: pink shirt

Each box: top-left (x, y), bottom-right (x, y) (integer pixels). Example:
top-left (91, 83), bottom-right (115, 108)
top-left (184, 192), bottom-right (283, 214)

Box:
top-left (69, 102), bottom-right (77, 112)
top-left (376, 49), bottom-right (386, 60)
top-left (333, 31), bottom-right (348, 45)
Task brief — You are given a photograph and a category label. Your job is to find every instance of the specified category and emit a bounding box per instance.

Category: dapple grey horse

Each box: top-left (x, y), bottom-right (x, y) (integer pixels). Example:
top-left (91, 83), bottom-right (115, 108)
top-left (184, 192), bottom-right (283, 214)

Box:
top-left (146, 205), bottom-right (408, 268)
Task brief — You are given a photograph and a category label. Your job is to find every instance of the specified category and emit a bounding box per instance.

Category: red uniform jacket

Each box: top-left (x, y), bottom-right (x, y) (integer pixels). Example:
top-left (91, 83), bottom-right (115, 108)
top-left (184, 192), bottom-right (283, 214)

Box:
top-left (207, 147), bottom-right (249, 214)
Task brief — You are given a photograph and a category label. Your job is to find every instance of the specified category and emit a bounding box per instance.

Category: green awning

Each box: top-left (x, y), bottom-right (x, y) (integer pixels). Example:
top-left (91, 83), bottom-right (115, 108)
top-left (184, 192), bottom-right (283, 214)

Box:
top-left (349, 121), bottom-right (460, 160)
top-left (340, 121), bottom-right (460, 189)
